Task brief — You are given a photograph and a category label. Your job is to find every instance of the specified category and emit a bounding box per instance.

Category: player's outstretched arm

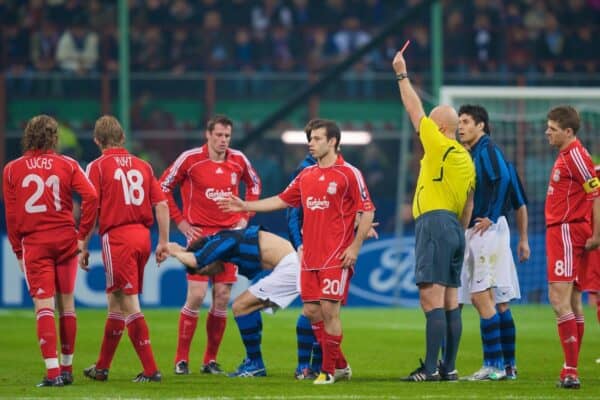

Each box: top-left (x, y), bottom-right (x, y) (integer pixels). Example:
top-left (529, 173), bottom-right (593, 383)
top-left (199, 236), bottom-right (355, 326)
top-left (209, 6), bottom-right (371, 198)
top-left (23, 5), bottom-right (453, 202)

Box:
top-left (167, 243), bottom-right (198, 268)
top-left (392, 41), bottom-right (425, 132)
top-left (218, 194), bottom-right (288, 213)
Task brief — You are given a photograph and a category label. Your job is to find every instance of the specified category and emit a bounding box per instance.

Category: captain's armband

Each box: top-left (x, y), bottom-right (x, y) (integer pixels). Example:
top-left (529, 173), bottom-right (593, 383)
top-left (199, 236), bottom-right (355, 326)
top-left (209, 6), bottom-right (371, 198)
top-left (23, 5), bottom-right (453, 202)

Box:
top-left (583, 177), bottom-right (600, 194)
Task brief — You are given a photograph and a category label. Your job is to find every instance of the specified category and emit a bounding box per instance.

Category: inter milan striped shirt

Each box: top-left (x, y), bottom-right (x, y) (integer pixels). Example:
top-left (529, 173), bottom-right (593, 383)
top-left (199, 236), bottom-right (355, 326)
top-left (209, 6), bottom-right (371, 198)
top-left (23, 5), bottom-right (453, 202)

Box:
top-left (191, 225), bottom-right (262, 279)
top-left (469, 134), bottom-right (510, 228)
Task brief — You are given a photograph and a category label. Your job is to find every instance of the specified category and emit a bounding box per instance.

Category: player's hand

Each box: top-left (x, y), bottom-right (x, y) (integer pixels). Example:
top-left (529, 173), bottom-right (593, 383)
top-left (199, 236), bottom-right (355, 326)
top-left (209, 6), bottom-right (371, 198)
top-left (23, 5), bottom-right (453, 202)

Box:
top-left (585, 235), bottom-right (600, 251)
top-left (367, 222), bottom-right (379, 240)
top-left (217, 194), bottom-right (246, 213)
top-left (177, 220), bottom-right (202, 242)
top-left (473, 217), bottom-right (492, 235)
top-left (155, 242), bottom-right (169, 265)
top-left (77, 240), bottom-right (90, 271)
top-left (517, 239), bottom-right (530, 262)
top-left (232, 217), bottom-right (248, 230)
top-left (392, 40), bottom-right (410, 74)
top-left (339, 244), bottom-right (359, 269)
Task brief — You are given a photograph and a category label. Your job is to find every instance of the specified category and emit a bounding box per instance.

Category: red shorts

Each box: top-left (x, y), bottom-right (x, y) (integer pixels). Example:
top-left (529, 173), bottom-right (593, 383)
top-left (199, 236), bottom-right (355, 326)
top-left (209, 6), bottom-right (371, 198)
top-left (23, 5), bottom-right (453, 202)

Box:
top-left (578, 249), bottom-right (600, 292)
top-left (21, 228), bottom-right (79, 299)
top-left (102, 225), bottom-right (151, 295)
top-left (300, 267), bottom-right (353, 304)
top-left (186, 226), bottom-right (237, 284)
top-left (546, 222), bottom-right (591, 283)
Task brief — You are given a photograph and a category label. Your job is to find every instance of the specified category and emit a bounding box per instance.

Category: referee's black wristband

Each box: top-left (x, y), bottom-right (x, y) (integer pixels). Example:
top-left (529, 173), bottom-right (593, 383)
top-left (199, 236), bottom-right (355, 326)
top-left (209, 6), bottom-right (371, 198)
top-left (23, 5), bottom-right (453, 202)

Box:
top-left (396, 72), bottom-right (408, 81)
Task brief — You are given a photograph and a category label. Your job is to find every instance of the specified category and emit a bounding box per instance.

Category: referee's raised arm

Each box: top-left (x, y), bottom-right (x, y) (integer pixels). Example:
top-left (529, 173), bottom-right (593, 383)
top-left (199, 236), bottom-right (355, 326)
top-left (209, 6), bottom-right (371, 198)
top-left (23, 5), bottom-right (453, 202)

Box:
top-left (392, 41), bottom-right (425, 132)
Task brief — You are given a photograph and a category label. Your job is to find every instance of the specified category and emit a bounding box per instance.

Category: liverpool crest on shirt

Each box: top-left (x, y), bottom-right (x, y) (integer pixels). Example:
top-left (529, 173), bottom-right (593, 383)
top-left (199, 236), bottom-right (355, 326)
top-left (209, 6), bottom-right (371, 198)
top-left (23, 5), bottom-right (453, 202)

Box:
top-left (327, 181), bottom-right (337, 195)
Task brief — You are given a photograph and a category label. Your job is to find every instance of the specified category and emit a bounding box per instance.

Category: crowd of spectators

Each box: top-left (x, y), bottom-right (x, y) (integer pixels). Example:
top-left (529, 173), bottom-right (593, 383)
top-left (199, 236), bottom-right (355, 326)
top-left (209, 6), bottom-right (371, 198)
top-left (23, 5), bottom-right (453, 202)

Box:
top-left (1, 0), bottom-right (598, 80)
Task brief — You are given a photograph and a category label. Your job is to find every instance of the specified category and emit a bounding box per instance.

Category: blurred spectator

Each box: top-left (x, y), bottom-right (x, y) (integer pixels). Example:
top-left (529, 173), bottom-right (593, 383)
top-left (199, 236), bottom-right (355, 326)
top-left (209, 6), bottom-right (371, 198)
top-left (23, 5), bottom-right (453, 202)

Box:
top-left (536, 14), bottom-right (566, 75)
top-left (56, 18), bottom-right (99, 74)
top-left (523, 0), bottom-right (547, 40)
top-left (169, 27), bottom-right (199, 74)
top-left (31, 22), bottom-right (60, 72)
top-left (133, 26), bottom-right (166, 72)
top-left (169, 0), bottom-right (196, 24)
top-left (444, 9), bottom-right (469, 75)
top-left (251, 0), bottom-right (293, 32)
top-left (100, 24), bottom-right (118, 73)
top-left (144, 0), bottom-right (170, 25)
top-left (4, 22), bottom-right (32, 95)
top-left (305, 27), bottom-right (336, 72)
top-left (470, 13), bottom-right (501, 73)
top-left (202, 10), bottom-right (231, 71)
top-left (88, 0), bottom-right (115, 31)
top-left (271, 25), bottom-right (297, 71)
top-left (567, 25), bottom-right (596, 74)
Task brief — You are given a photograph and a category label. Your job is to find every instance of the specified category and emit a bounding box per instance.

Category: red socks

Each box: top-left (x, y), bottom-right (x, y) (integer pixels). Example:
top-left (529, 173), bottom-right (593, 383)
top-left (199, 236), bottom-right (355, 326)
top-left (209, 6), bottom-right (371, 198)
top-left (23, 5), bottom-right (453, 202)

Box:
top-left (203, 308), bottom-right (227, 364)
top-left (557, 312), bottom-right (579, 370)
top-left (575, 314), bottom-right (584, 352)
top-left (322, 331), bottom-right (343, 375)
top-left (175, 306), bottom-right (199, 363)
top-left (96, 312), bottom-right (125, 370)
top-left (126, 312), bottom-right (158, 375)
top-left (37, 308), bottom-right (59, 379)
top-left (58, 312), bottom-right (76, 374)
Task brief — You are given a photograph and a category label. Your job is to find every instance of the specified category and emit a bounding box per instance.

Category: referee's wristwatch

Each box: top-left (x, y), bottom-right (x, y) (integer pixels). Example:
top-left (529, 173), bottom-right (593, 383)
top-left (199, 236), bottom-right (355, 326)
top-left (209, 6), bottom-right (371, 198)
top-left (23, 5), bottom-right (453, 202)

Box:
top-left (396, 72), bottom-right (409, 81)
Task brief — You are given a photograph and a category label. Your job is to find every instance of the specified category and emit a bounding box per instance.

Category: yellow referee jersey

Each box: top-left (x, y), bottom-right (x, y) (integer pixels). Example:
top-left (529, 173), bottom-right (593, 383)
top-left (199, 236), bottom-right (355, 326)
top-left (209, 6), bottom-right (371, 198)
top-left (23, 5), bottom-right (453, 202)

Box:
top-left (412, 117), bottom-right (476, 219)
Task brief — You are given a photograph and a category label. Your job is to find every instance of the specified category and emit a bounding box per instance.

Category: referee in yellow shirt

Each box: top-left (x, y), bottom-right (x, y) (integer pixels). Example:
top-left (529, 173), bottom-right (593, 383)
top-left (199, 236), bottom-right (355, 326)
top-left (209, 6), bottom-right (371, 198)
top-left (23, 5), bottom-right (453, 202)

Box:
top-left (393, 43), bottom-right (475, 382)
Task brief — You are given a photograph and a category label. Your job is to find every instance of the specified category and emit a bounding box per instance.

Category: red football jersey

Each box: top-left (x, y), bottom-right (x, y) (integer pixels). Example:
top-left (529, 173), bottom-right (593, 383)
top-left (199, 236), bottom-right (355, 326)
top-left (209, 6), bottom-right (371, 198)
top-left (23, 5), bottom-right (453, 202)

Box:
top-left (86, 148), bottom-right (166, 235)
top-left (279, 154), bottom-right (375, 270)
top-left (545, 139), bottom-right (600, 227)
top-left (3, 150), bottom-right (98, 258)
top-left (159, 144), bottom-right (261, 227)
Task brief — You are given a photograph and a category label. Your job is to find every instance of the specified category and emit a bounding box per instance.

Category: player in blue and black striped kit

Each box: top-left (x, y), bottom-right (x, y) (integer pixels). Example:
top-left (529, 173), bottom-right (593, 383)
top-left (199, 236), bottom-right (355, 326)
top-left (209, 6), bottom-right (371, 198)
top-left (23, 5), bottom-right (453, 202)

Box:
top-left (167, 226), bottom-right (301, 377)
top-left (457, 104), bottom-right (523, 381)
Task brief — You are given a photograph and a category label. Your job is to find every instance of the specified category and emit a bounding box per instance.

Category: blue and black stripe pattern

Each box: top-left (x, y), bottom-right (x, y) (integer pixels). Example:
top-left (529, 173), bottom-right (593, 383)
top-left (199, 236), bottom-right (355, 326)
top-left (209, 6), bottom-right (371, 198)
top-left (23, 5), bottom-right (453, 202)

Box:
top-left (192, 225), bottom-right (263, 280)
top-left (286, 155), bottom-right (316, 249)
top-left (499, 308), bottom-right (516, 368)
top-left (235, 311), bottom-right (263, 362)
top-left (470, 135), bottom-right (511, 227)
top-left (480, 314), bottom-right (504, 369)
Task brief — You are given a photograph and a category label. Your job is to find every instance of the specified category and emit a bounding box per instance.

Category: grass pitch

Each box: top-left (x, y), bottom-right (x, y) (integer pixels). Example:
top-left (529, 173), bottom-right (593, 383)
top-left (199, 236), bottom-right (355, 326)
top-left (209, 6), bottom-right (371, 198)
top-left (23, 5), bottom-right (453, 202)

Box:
top-left (0, 305), bottom-right (599, 399)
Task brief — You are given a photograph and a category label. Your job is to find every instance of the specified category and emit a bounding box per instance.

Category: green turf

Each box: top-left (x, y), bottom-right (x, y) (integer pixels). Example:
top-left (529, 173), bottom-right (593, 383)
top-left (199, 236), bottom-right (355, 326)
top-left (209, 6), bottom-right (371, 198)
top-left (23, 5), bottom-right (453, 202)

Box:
top-left (0, 306), bottom-right (599, 399)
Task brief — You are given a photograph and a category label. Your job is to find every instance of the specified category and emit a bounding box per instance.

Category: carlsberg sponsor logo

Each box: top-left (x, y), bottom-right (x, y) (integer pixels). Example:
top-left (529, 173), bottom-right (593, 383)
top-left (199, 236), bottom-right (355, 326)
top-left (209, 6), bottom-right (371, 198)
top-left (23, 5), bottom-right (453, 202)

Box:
top-left (205, 188), bottom-right (232, 201)
top-left (306, 196), bottom-right (330, 210)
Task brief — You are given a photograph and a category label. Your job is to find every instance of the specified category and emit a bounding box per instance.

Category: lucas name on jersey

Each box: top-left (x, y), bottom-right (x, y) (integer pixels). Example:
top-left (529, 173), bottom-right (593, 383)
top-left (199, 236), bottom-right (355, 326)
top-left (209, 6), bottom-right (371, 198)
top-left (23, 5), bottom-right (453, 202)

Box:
top-left (25, 157), bottom-right (53, 170)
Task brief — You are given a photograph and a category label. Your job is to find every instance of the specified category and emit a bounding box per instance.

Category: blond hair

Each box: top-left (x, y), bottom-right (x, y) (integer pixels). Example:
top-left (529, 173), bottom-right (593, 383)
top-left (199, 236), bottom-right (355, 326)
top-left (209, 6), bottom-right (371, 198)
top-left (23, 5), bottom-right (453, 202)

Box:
top-left (94, 115), bottom-right (125, 148)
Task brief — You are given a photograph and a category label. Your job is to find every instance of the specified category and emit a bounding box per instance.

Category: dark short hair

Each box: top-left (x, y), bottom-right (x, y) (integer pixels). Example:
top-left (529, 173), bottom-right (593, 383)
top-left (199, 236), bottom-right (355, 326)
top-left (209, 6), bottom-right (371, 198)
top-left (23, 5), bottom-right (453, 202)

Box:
top-left (206, 115), bottom-right (233, 132)
top-left (458, 104), bottom-right (490, 134)
top-left (186, 236), bottom-right (208, 252)
top-left (22, 114), bottom-right (58, 151)
top-left (547, 105), bottom-right (580, 135)
top-left (304, 118), bottom-right (341, 151)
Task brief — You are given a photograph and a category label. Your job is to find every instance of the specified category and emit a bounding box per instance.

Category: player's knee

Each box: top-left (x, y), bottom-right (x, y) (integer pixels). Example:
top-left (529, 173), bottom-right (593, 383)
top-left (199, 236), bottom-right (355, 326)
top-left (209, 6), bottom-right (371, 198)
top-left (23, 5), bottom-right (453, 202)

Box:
top-left (231, 301), bottom-right (246, 317)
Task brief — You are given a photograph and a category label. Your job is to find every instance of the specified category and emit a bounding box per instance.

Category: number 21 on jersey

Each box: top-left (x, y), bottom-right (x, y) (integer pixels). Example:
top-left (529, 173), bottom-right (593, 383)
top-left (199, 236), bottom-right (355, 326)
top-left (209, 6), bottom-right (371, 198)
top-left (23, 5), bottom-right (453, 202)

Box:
top-left (23, 173), bottom-right (61, 213)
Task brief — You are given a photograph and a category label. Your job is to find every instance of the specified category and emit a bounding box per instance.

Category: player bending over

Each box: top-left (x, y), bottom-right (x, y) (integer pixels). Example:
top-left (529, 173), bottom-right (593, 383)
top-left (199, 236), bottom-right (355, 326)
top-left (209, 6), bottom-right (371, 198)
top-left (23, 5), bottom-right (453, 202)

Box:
top-left (167, 225), bottom-right (300, 377)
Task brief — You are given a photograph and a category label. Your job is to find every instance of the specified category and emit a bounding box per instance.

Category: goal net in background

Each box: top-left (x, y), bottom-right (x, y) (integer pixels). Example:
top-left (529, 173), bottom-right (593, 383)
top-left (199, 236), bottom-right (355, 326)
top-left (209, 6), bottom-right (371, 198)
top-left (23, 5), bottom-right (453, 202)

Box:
top-left (441, 87), bottom-right (600, 303)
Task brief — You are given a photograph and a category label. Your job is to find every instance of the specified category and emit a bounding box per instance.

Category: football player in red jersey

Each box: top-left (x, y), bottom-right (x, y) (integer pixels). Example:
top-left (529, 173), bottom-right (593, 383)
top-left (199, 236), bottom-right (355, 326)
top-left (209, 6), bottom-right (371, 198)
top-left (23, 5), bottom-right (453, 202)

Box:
top-left (219, 119), bottom-right (375, 384)
top-left (3, 115), bottom-right (98, 387)
top-left (544, 106), bottom-right (600, 389)
top-left (80, 116), bottom-right (169, 383)
top-left (159, 115), bottom-right (262, 375)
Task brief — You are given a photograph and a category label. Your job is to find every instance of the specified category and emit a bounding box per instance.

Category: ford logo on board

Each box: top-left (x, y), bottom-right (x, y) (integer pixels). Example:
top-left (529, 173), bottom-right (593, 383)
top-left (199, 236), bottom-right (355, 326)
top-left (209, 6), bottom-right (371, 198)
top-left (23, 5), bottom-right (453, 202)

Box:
top-left (349, 236), bottom-right (419, 306)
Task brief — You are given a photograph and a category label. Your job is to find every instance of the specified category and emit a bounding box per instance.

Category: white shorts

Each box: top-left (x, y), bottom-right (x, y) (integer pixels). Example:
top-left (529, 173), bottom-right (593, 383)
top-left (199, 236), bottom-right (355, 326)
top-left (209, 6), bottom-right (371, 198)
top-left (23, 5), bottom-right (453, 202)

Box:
top-left (248, 252), bottom-right (300, 313)
top-left (458, 216), bottom-right (521, 304)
